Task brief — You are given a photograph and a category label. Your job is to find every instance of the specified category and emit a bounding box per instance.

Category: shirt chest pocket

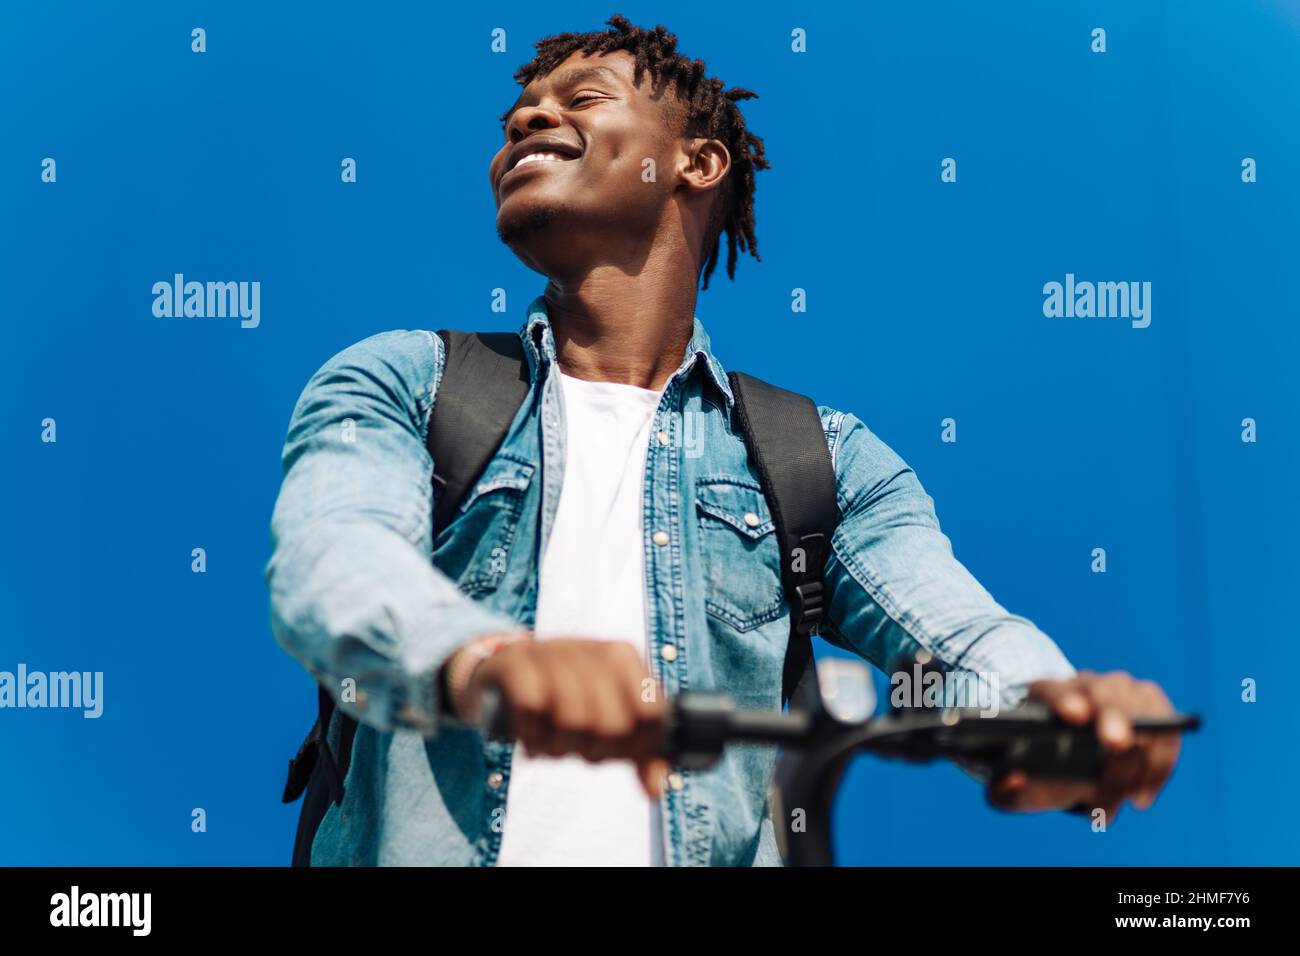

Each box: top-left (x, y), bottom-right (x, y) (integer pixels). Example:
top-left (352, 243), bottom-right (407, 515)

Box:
top-left (433, 455), bottom-right (535, 597)
top-left (695, 477), bottom-right (786, 632)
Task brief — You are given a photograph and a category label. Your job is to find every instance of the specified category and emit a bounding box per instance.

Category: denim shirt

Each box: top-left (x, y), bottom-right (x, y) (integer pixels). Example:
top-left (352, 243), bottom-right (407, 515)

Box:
top-left (266, 295), bottom-right (1075, 866)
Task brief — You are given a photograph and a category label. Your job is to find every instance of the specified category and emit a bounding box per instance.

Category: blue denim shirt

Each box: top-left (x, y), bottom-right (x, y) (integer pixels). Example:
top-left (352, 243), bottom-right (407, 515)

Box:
top-left (266, 295), bottom-right (1075, 866)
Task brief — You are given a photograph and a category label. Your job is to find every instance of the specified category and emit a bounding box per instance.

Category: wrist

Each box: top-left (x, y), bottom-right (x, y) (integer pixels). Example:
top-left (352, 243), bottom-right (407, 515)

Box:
top-left (441, 629), bottom-right (530, 720)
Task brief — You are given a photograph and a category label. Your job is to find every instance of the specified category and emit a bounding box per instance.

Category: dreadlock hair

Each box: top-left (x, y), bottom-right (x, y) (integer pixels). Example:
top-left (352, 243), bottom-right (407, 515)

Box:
top-left (505, 14), bottom-right (770, 290)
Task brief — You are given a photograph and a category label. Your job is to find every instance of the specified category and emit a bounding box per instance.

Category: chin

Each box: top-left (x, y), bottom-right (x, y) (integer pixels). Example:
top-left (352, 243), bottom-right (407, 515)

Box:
top-left (495, 204), bottom-right (568, 277)
top-left (496, 199), bottom-right (565, 244)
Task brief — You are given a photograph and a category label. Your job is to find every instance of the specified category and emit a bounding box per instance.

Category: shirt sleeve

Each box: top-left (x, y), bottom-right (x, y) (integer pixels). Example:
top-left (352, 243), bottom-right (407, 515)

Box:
top-left (820, 410), bottom-right (1076, 710)
top-left (265, 329), bottom-right (523, 736)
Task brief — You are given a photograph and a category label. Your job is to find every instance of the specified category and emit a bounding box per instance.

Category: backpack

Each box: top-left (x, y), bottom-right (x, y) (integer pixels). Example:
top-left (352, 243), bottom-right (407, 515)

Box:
top-left (280, 329), bottom-right (840, 865)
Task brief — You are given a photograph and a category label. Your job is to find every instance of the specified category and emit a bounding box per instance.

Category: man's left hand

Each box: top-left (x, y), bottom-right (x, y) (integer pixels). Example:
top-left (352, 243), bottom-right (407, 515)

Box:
top-left (986, 670), bottom-right (1183, 821)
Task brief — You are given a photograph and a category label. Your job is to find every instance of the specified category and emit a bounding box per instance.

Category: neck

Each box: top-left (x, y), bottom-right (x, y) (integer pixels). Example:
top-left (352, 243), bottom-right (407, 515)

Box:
top-left (542, 261), bottom-right (698, 392)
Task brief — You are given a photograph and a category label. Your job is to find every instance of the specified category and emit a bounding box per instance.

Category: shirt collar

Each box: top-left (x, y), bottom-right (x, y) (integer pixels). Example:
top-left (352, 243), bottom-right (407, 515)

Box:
top-left (520, 294), bottom-right (734, 409)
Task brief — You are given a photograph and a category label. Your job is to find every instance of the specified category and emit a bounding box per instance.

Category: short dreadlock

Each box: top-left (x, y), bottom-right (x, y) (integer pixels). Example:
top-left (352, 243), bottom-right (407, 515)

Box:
top-left (503, 14), bottom-right (770, 289)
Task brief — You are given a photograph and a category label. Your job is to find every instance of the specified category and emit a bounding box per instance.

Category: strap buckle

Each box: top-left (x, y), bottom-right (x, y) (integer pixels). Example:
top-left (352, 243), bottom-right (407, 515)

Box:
top-left (792, 580), bottom-right (824, 635)
top-left (790, 532), bottom-right (827, 636)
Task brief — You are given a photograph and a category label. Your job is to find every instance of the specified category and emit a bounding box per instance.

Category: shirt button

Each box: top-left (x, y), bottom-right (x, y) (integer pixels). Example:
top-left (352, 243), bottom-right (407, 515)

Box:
top-left (354, 690), bottom-right (369, 710)
top-left (652, 530), bottom-right (669, 546)
top-left (660, 644), bottom-right (678, 663)
top-left (657, 431), bottom-right (670, 446)
top-left (743, 512), bottom-right (761, 528)
top-left (667, 772), bottom-right (684, 792)
top-left (487, 771), bottom-right (504, 790)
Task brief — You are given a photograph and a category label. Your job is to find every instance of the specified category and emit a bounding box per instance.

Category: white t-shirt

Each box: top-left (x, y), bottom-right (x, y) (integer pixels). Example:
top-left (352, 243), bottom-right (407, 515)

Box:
top-left (495, 368), bottom-right (666, 867)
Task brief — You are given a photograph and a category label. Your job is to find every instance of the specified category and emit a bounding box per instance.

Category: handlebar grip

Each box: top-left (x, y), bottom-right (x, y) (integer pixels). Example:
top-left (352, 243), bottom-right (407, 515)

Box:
top-left (475, 686), bottom-right (784, 765)
top-left (476, 686), bottom-right (737, 759)
top-left (931, 707), bottom-right (1199, 780)
top-left (982, 726), bottom-right (1109, 779)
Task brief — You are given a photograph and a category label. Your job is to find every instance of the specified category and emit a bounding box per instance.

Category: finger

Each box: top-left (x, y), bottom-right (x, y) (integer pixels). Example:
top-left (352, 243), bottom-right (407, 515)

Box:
top-left (986, 770), bottom-right (1028, 811)
top-left (1134, 729), bottom-right (1180, 809)
top-left (1084, 672), bottom-right (1144, 751)
top-left (608, 644), bottom-right (661, 720)
top-left (638, 757), bottom-right (670, 799)
top-left (629, 695), bottom-right (668, 769)
top-left (1027, 677), bottom-right (1095, 725)
top-left (488, 653), bottom-right (547, 745)
top-left (1127, 680), bottom-right (1177, 809)
top-left (575, 654), bottom-right (636, 762)
top-left (623, 666), bottom-right (666, 761)
top-left (537, 651), bottom-right (597, 758)
top-left (605, 644), bottom-right (665, 763)
top-left (988, 772), bottom-right (1095, 813)
top-left (1095, 705), bottom-right (1135, 752)
top-left (1096, 745), bottom-right (1145, 819)
top-left (1132, 731), bottom-right (1167, 811)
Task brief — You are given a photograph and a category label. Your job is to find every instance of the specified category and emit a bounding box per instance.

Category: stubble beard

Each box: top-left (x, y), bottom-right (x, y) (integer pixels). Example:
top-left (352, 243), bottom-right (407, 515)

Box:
top-left (496, 204), bottom-right (564, 248)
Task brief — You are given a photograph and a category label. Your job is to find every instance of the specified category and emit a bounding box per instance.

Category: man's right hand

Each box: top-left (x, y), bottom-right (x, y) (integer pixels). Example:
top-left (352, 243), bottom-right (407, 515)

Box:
top-left (453, 637), bottom-right (670, 798)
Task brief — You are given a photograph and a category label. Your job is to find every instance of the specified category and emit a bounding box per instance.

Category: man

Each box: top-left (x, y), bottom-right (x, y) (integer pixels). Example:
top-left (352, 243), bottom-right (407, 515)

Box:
top-left (267, 15), bottom-right (1182, 866)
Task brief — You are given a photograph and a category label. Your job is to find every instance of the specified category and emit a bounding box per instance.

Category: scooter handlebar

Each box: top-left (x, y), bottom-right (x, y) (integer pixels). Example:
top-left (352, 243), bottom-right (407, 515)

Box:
top-left (476, 685), bottom-right (1199, 780)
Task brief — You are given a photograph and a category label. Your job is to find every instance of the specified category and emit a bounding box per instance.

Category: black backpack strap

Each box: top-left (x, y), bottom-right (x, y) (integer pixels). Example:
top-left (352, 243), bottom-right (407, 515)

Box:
top-left (726, 371), bottom-right (840, 709)
top-left (283, 329), bottom-right (531, 865)
top-left (428, 330), bottom-right (531, 532)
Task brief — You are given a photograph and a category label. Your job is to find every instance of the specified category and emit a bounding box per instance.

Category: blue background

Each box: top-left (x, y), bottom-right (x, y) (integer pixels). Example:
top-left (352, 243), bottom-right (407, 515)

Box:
top-left (2, 1), bottom-right (1296, 865)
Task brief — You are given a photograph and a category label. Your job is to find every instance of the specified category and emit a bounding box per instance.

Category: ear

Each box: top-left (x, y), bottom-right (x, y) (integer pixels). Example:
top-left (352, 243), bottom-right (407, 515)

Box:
top-left (677, 138), bottom-right (731, 196)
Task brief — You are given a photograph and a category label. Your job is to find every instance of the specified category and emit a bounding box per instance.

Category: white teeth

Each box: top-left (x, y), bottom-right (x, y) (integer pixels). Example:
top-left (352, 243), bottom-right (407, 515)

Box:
top-left (514, 151), bottom-right (570, 169)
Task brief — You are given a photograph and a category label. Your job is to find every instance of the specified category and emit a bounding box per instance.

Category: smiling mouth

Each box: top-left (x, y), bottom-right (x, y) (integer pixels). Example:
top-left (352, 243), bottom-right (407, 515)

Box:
top-left (500, 151), bottom-right (579, 191)
top-left (513, 151), bottom-right (576, 170)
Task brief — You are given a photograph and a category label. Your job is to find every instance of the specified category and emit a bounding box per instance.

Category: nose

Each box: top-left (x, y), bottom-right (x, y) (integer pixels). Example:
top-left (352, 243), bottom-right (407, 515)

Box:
top-left (505, 104), bottom-right (562, 144)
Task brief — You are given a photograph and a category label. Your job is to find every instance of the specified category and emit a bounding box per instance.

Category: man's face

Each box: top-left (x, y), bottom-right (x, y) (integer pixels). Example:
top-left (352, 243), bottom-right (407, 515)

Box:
top-left (488, 50), bottom-right (686, 276)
